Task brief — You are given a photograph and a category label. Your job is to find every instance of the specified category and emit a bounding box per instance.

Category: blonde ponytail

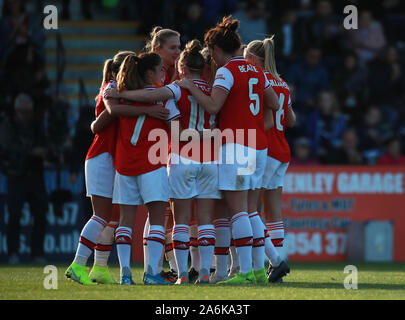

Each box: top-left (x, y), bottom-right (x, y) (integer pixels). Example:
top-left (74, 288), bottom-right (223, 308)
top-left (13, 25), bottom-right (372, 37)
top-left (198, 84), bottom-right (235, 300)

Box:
top-left (262, 36), bottom-right (281, 81)
top-left (246, 36), bottom-right (281, 81)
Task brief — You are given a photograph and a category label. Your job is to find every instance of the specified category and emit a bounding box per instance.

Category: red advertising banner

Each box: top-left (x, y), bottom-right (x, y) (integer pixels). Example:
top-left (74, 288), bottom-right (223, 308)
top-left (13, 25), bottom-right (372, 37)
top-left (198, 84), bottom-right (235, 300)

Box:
top-left (132, 166), bottom-right (405, 262)
top-left (282, 166), bottom-right (405, 262)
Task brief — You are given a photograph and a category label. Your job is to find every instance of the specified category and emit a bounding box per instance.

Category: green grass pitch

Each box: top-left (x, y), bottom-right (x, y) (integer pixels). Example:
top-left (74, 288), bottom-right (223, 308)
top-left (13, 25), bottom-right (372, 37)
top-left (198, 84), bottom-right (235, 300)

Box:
top-left (1, 262), bottom-right (404, 300)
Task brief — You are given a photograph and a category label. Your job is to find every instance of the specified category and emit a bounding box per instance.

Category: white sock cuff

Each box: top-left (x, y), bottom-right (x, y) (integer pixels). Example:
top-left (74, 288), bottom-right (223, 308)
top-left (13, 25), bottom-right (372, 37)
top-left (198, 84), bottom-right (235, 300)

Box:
top-left (173, 224), bottom-right (190, 241)
top-left (91, 215), bottom-right (107, 228)
top-left (149, 225), bottom-right (165, 240)
top-left (214, 218), bottom-right (230, 228)
top-left (248, 211), bottom-right (259, 218)
top-left (115, 226), bottom-right (132, 238)
top-left (266, 221), bottom-right (284, 230)
top-left (173, 224), bottom-right (190, 233)
top-left (198, 224), bottom-right (216, 239)
top-left (230, 212), bottom-right (248, 224)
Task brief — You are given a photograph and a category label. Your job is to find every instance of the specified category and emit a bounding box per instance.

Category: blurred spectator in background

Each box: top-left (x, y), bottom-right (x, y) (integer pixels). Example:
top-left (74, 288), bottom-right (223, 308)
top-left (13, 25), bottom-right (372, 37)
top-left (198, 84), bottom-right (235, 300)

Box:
top-left (326, 127), bottom-right (364, 165)
top-left (202, 0), bottom-right (239, 26)
top-left (1, 0), bottom-right (48, 110)
top-left (306, 90), bottom-right (348, 163)
top-left (379, 0), bottom-right (405, 45)
top-left (285, 46), bottom-right (329, 111)
top-left (305, 0), bottom-right (344, 62)
top-left (290, 137), bottom-right (319, 165)
top-left (356, 106), bottom-right (393, 164)
top-left (0, 0), bottom-right (45, 64)
top-left (268, 9), bottom-right (306, 75)
top-left (0, 93), bottom-right (48, 264)
top-left (377, 138), bottom-right (405, 165)
top-left (176, 1), bottom-right (207, 44)
top-left (367, 46), bottom-right (405, 106)
top-left (66, 105), bottom-right (96, 221)
top-left (233, 0), bottom-right (268, 44)
top-left (44, 88), bottom-right (72, 166)
top-left (344, 10), bottom-right (386, 66)
top-left (136, 0), bottom-right (175, 36)
top-left (332, 51), bottom-right (367, 123)
top-left (294, 0), bottom-right (315, 20)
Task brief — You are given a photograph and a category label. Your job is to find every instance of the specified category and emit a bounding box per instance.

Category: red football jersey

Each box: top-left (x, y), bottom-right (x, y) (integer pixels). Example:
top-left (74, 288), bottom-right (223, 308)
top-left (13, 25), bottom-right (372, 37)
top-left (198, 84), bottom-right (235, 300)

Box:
top-left (114, 87), bottom-right (169, 176)
top-left (213, 57), bottom-right (269, 150)
top-left (86, 81), bottom-right (118, 161)
top-left (264, 72), bottom-right (291, 163)
top-left (161, 66), bottom-right (179, 86)
top-left (166, 79), bottom-right (217, 162)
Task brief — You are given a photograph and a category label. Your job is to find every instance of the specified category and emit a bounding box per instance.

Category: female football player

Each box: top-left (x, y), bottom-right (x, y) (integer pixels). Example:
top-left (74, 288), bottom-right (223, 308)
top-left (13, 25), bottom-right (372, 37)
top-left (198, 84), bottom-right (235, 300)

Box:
top-left (146, 26), bottom-right (181, 85)
top-left (65, 51), bottom-right (133, 286)
top-left (145, 26), bottom-right (182, 278)
top-left (244, 36), bottom-right (296, 282)
top-left (104, 52), bottom-right (177, 285)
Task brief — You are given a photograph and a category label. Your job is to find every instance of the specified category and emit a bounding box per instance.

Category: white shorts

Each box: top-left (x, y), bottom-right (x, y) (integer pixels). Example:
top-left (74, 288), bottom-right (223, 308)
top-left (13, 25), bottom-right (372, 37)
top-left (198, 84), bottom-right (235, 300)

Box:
top-left (168, 154), bottom-right (222, 200)
top-left (262, 156), bottom-right (289, 190)
top-left (218, 143), bottom-right (267, 191)
top-left (85, 152), bottom-right (115, 198)
top-left (112, 166), bottom-right (169, 205)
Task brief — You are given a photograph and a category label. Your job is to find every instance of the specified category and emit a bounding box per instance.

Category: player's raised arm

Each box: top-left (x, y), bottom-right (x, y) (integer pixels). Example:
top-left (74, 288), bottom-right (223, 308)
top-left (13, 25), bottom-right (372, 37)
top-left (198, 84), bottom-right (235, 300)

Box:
top-left (176, 78), bottom-right (228, 115)
top-left (103, 97), bottom-right (169, 120)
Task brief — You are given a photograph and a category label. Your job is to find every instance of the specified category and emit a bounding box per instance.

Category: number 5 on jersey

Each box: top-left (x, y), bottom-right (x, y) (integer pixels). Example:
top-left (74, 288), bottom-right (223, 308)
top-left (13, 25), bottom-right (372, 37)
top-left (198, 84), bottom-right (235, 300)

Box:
top-left (249, 78), bottom-right (260, 116)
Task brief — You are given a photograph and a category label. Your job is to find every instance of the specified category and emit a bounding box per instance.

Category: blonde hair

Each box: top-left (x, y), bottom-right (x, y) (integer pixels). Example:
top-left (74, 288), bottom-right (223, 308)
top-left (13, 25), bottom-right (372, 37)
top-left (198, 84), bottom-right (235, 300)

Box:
top-left (145, 26), bottom-right (180, 52)
top-left (101, 51), bottom-right (134, 87)
top-left (246, 36), bottom-right (281, 81)
top-left (96, 51), bottom-right (134, 100)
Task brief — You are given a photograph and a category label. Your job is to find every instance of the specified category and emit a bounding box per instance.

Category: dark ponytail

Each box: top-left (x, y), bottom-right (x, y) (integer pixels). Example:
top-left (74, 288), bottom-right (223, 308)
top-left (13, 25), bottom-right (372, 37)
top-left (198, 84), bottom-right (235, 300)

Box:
top-left (179, 39), bottom-right (205, 74)
top-left (204, 15), bottom-right (241, 54)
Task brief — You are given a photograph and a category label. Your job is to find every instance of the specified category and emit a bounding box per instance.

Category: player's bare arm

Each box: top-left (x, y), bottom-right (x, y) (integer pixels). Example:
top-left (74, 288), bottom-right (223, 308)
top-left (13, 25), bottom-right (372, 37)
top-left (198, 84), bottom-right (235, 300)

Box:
top-left (104, 97), bottom-right (169, 120)
top-left (91, 109), bottom-right (115, 134)
top-left (285, 105), bottom-right (296, 128)
top-left (263, 108), bottom-right (274, 131)
top-left (263, 86), bottom-right (280, 111)
top-left (177, 78), bottom-right (227, 115)
top-left (104, 86), bottom-right (173, 103)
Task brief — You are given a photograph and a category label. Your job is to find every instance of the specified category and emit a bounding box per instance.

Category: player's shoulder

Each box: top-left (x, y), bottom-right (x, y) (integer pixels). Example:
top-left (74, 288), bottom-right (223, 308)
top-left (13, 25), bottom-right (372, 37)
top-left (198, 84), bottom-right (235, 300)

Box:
top-left (225, 58), bottom-right (245, 73)
top-left (265, 72), bottom-right (290, 91)
top-left (193, 79), bottom-right (211, 94)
